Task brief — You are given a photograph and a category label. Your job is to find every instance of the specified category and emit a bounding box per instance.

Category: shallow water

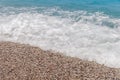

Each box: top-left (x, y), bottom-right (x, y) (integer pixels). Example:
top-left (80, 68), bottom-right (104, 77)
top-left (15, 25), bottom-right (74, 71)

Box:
top-left (0, 0), bottom-right (120, 68)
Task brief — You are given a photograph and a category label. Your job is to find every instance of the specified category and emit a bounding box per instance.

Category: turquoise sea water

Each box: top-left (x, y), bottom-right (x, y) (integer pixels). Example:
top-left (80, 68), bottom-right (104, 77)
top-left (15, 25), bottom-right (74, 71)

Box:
top-left (0, 0), bottom-right (120, 17)
top-left (0, 0), bottom-right (120, 68)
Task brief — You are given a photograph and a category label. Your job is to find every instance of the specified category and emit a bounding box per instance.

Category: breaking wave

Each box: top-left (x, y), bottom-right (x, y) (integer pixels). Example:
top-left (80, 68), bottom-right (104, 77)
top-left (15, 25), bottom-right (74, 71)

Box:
top-left (0, 7), bottom-right (120, 68)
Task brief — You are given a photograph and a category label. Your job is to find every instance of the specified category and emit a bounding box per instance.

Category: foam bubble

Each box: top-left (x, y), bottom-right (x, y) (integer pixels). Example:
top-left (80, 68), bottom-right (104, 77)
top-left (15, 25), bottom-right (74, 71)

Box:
top-left (0, 7), bottom-right (120, 68)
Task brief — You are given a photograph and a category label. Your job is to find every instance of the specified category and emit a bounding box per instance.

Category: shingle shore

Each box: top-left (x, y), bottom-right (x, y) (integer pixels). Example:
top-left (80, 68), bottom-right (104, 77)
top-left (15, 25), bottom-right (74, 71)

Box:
top-left (0, 41), bottom-right (120, 80)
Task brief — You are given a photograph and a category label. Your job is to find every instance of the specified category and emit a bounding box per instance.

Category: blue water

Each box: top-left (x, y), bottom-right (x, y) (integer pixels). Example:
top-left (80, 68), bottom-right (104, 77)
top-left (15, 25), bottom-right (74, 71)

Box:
top-left (0, 0), bottom-right (120, 17)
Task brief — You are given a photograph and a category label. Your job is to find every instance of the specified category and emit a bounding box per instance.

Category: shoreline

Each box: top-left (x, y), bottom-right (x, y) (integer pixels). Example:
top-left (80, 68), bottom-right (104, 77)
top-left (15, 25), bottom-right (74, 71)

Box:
top-left (0, 41), bottom-right (120, 80)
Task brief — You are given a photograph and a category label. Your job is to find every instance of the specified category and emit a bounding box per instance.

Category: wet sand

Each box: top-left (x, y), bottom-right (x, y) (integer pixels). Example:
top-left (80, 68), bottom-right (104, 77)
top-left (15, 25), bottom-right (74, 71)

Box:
top-left (0, 41), bottom-right (120, 80)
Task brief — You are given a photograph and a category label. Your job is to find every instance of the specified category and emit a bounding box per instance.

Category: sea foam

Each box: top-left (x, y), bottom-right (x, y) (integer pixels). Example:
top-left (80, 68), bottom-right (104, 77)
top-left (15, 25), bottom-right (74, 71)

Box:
top-left (0, 7), bottom-right (120, 68)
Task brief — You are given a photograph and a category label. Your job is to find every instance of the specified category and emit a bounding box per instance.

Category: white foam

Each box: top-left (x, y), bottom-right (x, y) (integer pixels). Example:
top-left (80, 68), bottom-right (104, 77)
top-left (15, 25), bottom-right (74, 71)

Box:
top-left (0, 7), bottom-right (120, 68)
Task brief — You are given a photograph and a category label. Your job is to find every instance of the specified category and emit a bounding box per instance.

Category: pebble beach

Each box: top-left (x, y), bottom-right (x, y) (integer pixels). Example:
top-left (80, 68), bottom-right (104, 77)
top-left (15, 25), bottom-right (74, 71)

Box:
top-left (0, 41), bottom-right (120, 80)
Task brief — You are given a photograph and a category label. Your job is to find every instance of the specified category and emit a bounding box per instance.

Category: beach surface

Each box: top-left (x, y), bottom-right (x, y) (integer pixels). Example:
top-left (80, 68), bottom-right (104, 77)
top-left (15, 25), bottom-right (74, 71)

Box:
top-left (0, 41), bottom-right (120, 80)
